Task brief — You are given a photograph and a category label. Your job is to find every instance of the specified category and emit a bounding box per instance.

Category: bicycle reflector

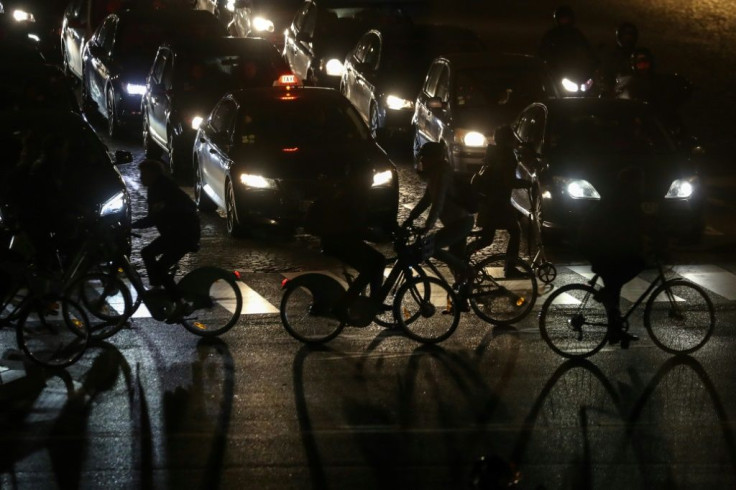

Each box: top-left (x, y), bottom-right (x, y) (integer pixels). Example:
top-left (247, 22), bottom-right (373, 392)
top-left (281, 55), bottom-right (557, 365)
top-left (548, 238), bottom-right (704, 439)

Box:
top-left (281, 278), bottom-right (290, 288)
top-left (233, 270), bottom-right (241, 280)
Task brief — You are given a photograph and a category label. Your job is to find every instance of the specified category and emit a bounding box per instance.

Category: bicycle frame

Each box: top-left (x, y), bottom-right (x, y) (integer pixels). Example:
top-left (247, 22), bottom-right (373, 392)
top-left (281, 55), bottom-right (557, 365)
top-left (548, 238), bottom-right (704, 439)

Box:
top-left (587, 263), bottom-right (668, 323)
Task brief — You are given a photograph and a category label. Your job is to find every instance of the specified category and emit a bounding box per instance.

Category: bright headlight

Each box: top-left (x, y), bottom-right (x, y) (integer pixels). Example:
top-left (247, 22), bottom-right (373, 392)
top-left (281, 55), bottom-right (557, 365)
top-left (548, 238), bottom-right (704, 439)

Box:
top-left (372, 169), bottom-right (393, 187)
top-left (100, 191), bottom-right (126, 217)
top-left (323, 58), bottom-right (344, 77)
top-left (125, 83), bottom-right (146, 95)
top-left (455, 129), bottom-right (488, 148)
top-left (253, 16), bottom-right (274, 32)
top-left (555, 177), bottom-right (600, 199)
top-left (561, 78), bottom-right (579, 93)
top-left (665, 177), bottom-right (697, 199)
top-left (191, 116), bottom-right (204, 130)
top-left (385, 95), bottom-right (413, 111)
top-left (225, 0), bottom-right (236, 11)
top-left (13, 9), bottom-right (35, 22)
top-left (240, 173), bottom-right (276, 189)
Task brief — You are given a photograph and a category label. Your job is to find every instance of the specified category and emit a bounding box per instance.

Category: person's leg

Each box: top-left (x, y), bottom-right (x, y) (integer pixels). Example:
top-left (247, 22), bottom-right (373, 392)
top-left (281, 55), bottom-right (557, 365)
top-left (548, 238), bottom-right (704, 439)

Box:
top-left (465, 227), bottom-right (496, 259)
top-left (433, 216), bottom-right (474, 279)
top-left (141, 237), bottom-right (168, 287)
top-left (155, 239), bottom-right (193, 301)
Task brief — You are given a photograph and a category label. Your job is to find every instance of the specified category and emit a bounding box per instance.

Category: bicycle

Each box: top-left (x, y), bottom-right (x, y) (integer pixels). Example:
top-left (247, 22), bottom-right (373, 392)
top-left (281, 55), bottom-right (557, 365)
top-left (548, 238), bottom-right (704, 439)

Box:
top-left (280, 225), bottom-right (460, 344)
top-left (436, 230), bottom-right (539, 326)
top-left (538, 260), bottom-right (716, 358)
top-left (0, 222), bottom-right (91, 368)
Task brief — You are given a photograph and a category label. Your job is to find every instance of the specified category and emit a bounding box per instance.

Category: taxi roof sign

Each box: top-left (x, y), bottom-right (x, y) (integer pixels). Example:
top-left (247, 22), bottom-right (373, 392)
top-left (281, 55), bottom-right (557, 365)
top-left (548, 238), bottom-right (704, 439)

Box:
top-left (275, 74), bottom-right (301, 87)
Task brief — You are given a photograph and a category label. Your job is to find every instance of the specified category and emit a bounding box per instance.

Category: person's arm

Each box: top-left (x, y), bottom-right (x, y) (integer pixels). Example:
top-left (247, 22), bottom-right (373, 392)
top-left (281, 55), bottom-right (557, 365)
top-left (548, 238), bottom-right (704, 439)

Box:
top-left (423, 170), bottom-right (450, 231)
top-left (403, 190), bottom-right (431, 228)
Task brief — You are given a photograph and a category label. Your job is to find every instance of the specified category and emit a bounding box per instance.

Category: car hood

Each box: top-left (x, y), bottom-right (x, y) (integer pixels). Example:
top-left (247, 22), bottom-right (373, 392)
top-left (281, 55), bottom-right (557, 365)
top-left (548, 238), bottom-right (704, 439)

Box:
top-left (229, 141), bottom-right (393, 179)
top-left (113, 54), bottom-right (156, 82)
top-left (544, 151), bottom-right (698, 199)
top-left (453, 104), bottom-right (525, 133)
top-left (376, 69), bottom-right (424, 100)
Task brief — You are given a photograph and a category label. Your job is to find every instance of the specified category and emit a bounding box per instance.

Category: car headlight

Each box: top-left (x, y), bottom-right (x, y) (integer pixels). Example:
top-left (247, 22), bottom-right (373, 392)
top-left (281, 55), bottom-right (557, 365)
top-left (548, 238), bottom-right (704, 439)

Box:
top-left (665, 176), bottom-right (698, 199)
top-left (125, 83), bottom-right (146, 95)
top-left (454, 129), bottom-right (488, 148)
top-left (12, 9), bottom-right (35, 22)
top-left (554, 177), bottom-right (600, 199)
top-left (385, 95), bottom-right (413, 111)
top-left (252, 16), bottom-right (275, 33)
top-left (322, 58), bottom-right (344, 77)
top-left (561, 78), bottom-right (579, 93)
top-left (225, 0), bottom-right (236, 11)
top-left (191, 115), bottom-right (204, 130)
top-left (240, 173), bottom-right (277, 189)
top-left (100, 191), bottom-right (126, 217)
top-left (372, 169), bottom-right (393, 187)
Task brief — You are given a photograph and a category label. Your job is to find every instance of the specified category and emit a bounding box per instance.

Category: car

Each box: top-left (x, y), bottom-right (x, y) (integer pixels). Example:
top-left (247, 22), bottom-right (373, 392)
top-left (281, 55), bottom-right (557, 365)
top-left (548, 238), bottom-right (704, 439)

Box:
top-left (192, 78), bottom-right (399, 237)
top-left (412, 52), bottom-right (559, 174)
top-left (61, 0), bottom-right (192, 82)
top-left (283, 0), bottom-right (414, 88)
top-left (508, 98), bottom-right (705, 240)
top-left (341, 24), bottom-right (486, 144)
top-left (141, 36), bottom-right (290, 181)
top-left (0, 0), bottom-right (68, 63)
top-left (225, 0), bottom-right (302, 48)
top-left (80, 8), bottom-right (227, 137)
top-left (0, 109), bottom-right (133, 252)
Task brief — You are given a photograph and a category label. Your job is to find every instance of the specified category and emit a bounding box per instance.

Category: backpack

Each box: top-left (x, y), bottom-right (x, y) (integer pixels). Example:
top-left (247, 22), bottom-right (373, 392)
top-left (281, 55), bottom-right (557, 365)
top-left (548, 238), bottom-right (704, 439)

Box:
top-left (451, 172), bottom-right (481, 214)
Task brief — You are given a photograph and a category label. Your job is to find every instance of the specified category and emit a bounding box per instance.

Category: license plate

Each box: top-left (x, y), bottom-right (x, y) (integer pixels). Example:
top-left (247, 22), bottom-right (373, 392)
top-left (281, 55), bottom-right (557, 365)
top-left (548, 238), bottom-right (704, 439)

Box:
top-left (641, 201), bottom-right (659, 214)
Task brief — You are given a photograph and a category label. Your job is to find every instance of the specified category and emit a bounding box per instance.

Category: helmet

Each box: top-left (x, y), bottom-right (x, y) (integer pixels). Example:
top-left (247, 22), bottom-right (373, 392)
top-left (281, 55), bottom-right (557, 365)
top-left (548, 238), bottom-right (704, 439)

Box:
top-left (616, 22), bottom-right (638, 49)
top-left (630, 47), bottom-right (653, 72)
top-left (553, 5), bottom-right (575, 26)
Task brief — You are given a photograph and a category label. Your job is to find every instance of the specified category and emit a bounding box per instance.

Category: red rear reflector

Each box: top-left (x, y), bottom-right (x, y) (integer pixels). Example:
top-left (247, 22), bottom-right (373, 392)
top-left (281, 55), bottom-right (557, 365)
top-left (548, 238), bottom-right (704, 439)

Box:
top-left (281, 278), bottom-right (290, 288)
top-left (233, 270), bottom-right (241, 280)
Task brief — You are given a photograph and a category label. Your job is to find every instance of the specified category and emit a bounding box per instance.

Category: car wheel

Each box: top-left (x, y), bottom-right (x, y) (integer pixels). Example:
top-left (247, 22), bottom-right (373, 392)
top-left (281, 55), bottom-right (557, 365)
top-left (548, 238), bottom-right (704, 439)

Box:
top-left (412, 126), bottom-right (423, 167)
top-left (143, 116), bottom-right (163, 159)
top-left (225, 180), bottom-right (247, 238)
top-left (194, 158), bottom-right (216, 212)
top-left (106, 86), bottom-right (119, 138)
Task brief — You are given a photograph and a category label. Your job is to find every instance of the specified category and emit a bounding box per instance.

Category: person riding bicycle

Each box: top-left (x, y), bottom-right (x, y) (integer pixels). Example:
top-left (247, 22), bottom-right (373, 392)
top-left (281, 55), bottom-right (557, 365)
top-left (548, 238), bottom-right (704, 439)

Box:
top-left (577, 166), bottom-right (660, 345)
top-left (466, 125), bottom-right (531, 276)
top-left (131, 159), bottom-right (200, 321)
top-left (304, 161), bottom-right (388, 321)
top-left (402, 142), bottom-right (474, 296)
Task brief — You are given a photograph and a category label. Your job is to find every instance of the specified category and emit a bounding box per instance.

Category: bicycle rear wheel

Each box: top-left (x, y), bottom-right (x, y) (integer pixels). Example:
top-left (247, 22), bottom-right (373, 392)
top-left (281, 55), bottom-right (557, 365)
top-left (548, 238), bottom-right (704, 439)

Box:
top-left (178, 267), bottom-right (243, 337)
top-left (373, 265), bottom-right (428, 328)
top-left (644, 279), bottom-right (715, 354)
top-left (71, 272), bottom-right (132, 340)
top-left (469, 254), bottom-right (538, 325)
top-left (17, 295), bottom-right (90, 368)
top-left (394, 276), bottom-right (459, 343)
top-left (539, 283), bottom-right (609, 358)
top-left (280, 274), bottom-right (345, 343)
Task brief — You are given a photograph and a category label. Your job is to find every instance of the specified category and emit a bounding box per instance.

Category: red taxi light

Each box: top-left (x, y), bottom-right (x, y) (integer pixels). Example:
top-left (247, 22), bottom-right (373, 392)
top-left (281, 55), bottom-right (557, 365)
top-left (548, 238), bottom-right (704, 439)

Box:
top-left (282, 147), bottom-right (299, 152)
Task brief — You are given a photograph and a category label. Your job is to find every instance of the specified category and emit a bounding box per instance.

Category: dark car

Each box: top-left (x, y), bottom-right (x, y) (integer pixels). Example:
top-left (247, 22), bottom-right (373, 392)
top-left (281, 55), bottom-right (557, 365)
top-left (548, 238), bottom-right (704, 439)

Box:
top-left (0, 0), bottom-right (67, 63)
top-left (141, 36), bottom-right (289, 181)
top-left (283, 0), bottom-right (414, 88)
top-left (80, 8), bottom-right (227, 137)
top-left (341, 24), bottom-right (486, 143)
top-left (225, 0), bottom-right (302, 48)
top-left (0, 110), bottom-right (133, 250)
top-left (193, 81), bottom-right (399, 236)
top-left (412, 52), bottom-right (559, 174)
top-left (508, 98), bottom-right (705, 240)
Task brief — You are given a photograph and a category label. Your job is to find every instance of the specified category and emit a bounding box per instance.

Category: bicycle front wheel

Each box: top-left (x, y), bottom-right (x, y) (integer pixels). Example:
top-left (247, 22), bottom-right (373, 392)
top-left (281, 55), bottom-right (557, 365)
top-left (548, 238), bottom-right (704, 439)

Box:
top-left (280, 274), bottom-right (345, 343)
top-left (71, 272), bottom-right (132, 340)
top-left (394, 276), bottom-right (459, 343)
top-left (470, 254), bottom-right (538, 325)
top-left (17, 295), bottom-right (90, 368)
top-left (178, 267), bottom-right (243, 337)
top-left (373, 265), bottom-right (428, 328)
top-left (644, 279), bottom-right (715, 354)
top-left (539, 283), bottom-right (609, 358)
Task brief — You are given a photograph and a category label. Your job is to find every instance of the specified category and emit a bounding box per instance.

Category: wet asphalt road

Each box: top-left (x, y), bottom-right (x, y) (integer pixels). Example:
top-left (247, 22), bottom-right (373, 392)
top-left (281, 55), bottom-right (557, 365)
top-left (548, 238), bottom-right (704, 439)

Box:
top-left (3, 1), bottom-right (736, 489)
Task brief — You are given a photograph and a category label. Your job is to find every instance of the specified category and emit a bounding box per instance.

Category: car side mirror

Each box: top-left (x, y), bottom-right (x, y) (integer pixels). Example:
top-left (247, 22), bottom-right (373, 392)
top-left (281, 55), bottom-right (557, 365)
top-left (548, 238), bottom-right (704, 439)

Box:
top-left (427, 96), bottom-right (445, 111)
top-left (114, 150), bottom-right (133, 165)
top-left (88, 43), bottom-right (104, 58)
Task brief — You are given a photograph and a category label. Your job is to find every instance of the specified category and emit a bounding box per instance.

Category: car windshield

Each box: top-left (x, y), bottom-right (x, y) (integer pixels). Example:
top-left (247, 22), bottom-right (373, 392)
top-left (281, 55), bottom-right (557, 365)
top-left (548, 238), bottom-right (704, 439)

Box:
top-left (455, 66), bottom-right (547, 109)
top-left (547, 108), bottom-right (676, 155)
top-left (235, 97), bottom-right (370, 146)
top-left (177, 53), bottom-right (283, 91)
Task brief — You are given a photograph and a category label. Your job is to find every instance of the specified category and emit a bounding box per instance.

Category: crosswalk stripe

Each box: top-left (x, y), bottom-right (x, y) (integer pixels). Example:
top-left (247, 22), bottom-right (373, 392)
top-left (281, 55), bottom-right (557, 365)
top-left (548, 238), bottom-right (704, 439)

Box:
top-left (674, 265), bottom-right (736, 301)
top-left (236, 281), bottom-right (279, 314)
